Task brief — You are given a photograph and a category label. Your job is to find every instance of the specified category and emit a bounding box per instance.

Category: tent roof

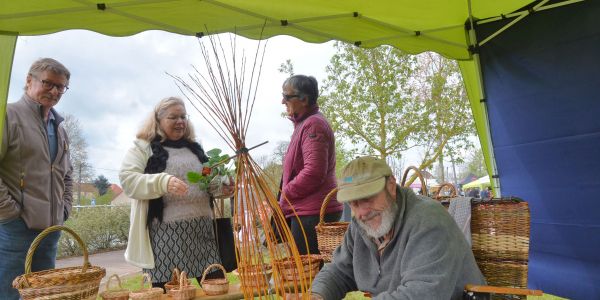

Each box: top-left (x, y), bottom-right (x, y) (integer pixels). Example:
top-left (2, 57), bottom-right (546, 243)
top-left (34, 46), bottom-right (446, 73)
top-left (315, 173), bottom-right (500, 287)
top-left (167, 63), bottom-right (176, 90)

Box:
top-left (0, 0), bottom-right (534, 60)
top-left (462, 175), bottom-right (490, 189)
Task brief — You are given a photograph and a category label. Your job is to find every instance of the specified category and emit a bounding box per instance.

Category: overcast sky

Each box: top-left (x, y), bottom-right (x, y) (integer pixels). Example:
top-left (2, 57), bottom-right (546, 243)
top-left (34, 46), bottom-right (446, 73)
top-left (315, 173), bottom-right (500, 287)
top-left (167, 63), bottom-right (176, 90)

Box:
top-left (7, 30), bottom-right (338, 184)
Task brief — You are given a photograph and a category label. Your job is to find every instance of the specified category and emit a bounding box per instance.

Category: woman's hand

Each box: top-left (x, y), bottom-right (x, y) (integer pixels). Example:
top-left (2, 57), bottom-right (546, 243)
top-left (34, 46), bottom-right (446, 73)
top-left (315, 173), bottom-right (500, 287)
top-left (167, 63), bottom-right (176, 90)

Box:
top-left (168, 176), bottom-right (189, 196)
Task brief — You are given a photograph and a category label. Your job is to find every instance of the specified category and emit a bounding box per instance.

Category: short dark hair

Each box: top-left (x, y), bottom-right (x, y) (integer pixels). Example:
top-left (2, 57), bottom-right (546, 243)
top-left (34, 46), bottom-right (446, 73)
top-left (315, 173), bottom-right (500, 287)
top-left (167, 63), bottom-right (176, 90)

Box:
top-left (282, 75), bottom-right (319, 106)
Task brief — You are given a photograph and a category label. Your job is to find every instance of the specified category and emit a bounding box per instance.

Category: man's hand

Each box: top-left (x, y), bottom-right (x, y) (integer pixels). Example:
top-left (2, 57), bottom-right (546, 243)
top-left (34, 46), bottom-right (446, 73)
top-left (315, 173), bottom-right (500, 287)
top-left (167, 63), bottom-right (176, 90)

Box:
top-left (167, 176), bottom-right (189, 196)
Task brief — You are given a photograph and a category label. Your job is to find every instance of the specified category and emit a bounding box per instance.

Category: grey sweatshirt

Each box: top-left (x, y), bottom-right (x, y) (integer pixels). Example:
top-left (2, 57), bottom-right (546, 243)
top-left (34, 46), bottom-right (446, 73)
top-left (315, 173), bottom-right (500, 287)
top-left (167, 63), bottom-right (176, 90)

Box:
top-left (310, 186), bottom-right (485, 300)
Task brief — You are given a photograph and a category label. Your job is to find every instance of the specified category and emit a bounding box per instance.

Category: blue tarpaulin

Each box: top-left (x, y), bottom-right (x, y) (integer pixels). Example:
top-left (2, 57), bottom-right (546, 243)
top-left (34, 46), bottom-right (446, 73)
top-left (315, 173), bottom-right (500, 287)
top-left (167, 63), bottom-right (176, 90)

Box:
top-left (477, 1), bottom-right (600, 298)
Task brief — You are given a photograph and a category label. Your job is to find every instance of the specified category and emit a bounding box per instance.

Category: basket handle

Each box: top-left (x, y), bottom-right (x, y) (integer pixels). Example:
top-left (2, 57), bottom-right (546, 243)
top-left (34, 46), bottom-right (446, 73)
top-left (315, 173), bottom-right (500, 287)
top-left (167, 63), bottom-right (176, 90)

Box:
top-left (23, 225), bottom-right (89, 284)
top-left (401, 166), bottom-right (427, 196)
top-left (171, 267), bottom-right (181, 283)
top-left (179, 271), bottom-right (189, 289)
top-left (318, 188), bottom-right (338, 226)
top-left (140, 273), bottom-right (153, 291)
top-left (105, 274), bottom-right (123, 291)
top-left (433, 183), bottom-right (457, 198)
top-left (201, 263), bottom-right (227, 284)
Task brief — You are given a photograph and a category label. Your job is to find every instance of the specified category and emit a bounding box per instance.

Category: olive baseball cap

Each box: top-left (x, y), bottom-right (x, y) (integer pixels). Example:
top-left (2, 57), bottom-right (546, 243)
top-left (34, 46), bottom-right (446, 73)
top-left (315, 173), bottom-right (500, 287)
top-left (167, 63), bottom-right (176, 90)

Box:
top-left (337, 156), bottom-right (392, 203)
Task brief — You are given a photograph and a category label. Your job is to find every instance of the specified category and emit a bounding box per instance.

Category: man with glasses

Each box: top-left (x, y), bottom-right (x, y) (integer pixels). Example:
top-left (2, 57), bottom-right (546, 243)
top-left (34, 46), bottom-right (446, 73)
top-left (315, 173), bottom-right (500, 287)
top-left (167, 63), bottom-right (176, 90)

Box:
top-left (0, 58), bottom-right (73, 298)
top-left (308, 156), bottom-right (485, 300)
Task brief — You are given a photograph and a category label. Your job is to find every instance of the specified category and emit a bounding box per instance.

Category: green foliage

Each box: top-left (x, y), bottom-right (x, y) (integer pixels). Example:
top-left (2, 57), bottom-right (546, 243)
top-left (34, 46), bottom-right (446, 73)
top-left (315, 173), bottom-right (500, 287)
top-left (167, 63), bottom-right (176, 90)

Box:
top-left (58, 206), bottom-right (130, 257)
top-left (320, 42), bottom-right (475, 174)
top-left (187, 148), bottom-right (234, 190)
top-left (93, 175), bottom-right (111, 195)
top-left (96, 190), bottom-right (115, 205)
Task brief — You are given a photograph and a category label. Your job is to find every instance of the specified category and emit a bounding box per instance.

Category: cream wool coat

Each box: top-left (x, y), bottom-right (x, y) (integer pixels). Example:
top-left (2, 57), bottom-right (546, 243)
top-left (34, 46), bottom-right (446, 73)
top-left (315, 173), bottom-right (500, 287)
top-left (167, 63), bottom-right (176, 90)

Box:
top-left (119, 139), bottom-right (172, 269)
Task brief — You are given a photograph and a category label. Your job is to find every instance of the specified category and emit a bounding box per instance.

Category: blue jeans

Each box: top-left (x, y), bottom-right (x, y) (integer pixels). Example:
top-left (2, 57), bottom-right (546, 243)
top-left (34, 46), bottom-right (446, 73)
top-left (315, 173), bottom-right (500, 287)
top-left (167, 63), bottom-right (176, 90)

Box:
top-left (0, 218), bottom-right (60, 300)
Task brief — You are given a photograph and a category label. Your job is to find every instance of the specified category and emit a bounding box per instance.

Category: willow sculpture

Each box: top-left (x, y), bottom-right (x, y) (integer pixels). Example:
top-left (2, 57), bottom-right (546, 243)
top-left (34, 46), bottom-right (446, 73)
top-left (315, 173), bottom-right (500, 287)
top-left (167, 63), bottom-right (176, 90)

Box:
top-left (173, 32), bottom-right (317, 299)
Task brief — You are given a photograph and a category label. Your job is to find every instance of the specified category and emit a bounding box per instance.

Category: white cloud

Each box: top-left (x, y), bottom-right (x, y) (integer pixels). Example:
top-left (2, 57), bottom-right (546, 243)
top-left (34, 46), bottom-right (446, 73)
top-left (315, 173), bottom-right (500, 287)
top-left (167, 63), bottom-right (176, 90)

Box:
top-left (8, 30), bottom-right (337, 184)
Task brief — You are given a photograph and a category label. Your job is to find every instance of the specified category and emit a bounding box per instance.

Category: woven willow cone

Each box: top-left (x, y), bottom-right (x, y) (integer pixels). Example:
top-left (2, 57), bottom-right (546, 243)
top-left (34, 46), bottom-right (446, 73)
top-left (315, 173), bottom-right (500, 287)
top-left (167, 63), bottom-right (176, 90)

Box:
top-left (172, 28), bottom-right (312, 299)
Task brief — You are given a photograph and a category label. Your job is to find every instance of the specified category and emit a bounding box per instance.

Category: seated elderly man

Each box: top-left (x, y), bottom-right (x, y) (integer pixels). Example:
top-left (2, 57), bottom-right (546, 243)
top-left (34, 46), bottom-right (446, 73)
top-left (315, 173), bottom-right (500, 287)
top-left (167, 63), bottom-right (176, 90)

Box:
top-left (309, 156), bottom-right (485, 299)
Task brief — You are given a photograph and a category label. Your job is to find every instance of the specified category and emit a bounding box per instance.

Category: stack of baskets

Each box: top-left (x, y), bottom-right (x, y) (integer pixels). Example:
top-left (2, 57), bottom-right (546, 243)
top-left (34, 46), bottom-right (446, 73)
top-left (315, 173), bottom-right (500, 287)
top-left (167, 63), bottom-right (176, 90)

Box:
top-left (315, 188), bottom-right (349, 262)
top-left (200, 264), bottom-right (229, 296)
top-left (470, 197), bottom-right (530, 290)
top-left (12, 225), bottom-right (106, 300)
top-left (164, 267), bottom-right (191, 293)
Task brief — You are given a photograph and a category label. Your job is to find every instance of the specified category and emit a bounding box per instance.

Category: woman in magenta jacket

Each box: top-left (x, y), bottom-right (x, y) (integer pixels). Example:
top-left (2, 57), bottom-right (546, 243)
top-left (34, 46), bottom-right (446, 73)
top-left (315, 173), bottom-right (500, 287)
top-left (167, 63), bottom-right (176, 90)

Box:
top-left (280, 75), bottom-right (343, 255)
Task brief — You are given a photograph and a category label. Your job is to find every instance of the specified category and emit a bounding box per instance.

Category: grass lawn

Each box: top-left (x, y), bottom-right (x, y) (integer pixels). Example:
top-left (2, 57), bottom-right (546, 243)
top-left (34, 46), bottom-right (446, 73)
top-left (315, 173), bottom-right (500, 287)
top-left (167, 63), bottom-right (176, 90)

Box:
top-left (116, 274), bottom-right (568, 299)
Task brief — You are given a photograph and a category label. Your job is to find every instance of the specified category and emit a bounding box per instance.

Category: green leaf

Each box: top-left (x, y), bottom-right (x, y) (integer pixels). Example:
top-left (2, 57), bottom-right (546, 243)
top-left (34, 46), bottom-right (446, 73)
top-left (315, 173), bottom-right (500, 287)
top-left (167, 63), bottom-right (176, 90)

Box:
top-left (187, 171), bottom-right (202, 183)
top-left (206, 148), bottom-right (222, 158)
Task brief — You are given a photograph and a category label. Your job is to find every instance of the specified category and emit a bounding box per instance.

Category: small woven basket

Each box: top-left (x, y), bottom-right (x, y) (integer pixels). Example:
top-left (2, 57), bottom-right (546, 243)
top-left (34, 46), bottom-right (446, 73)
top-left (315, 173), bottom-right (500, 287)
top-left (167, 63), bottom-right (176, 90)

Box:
top-left (100, 274), bottom-right (129, 300)
top-left (200, 264), bottom-right (229, 296)
top-left (164, 267), bottom-right (191, 292)
top-left (168, 271), bottom-right (196, 300)
top-left (12, 225), bottom-right (106, 300)
top-left (275, 254), bottom-right (323, 282)
top-left (432, 182), bottom-right (457, 201)
top-left (129, 273), bottom-right (164, 300)
top-left (315, 188), bottom-right (349, 262)
top-left (400, 166), bottom-right (428, 196)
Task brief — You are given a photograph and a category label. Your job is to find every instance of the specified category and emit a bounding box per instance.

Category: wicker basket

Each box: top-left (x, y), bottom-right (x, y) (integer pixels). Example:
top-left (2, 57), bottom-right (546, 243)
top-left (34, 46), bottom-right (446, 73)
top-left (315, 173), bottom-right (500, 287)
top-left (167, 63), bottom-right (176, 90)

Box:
top-left (168, 271), bottom-right (196, 300)
top-left (470, 197), bottom-right (530, 289)
top-left (400, 166), bottom-right (428, 196)
top-left (238, 263), bottom-right (272, 289)
top-left (100, 274), bottom-right (129, 300)
top-left (129, 273), bottom-right (164, 300)
top-left (12, 225), bottom-right (106, 300)
top-left (432, 182), bottom-right (457, 201)
top-left (200, 264), bottom-right (229, 296)
top-left (315, 188), bottom-right (349, 262)
top-left (164, 267), bottom-right (191, 292)
top-left (274, 254), bottom-right (323, 282)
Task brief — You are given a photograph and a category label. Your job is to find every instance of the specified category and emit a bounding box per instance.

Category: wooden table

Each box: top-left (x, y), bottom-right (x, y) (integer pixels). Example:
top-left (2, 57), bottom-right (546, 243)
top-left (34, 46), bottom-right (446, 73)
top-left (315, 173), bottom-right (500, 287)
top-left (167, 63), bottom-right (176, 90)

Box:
top-left (160, 281), bottom-right (308, 299)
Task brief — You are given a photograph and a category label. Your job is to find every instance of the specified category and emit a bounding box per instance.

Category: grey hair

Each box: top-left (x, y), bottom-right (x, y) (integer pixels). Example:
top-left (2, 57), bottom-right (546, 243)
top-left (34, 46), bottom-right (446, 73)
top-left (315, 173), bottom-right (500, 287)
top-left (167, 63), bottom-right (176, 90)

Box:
top-left (25, 58), bottom-right (71, 91)
top-left (136, 96), bottom-right (196, 142)
top-left (282, 74), bottom-right (319, 106)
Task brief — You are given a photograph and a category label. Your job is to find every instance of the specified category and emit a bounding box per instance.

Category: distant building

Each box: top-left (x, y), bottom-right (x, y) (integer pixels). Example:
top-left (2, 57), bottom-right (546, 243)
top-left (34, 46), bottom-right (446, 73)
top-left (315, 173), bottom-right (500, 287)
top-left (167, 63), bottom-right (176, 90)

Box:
top-left (73, 183), bottom-right (98, 200)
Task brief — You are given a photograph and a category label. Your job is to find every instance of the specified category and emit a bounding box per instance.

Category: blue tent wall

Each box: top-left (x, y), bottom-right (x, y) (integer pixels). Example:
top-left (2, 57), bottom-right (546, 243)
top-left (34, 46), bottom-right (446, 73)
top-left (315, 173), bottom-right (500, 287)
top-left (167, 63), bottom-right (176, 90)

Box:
top-left (476, 1), bottom-right (600, 299)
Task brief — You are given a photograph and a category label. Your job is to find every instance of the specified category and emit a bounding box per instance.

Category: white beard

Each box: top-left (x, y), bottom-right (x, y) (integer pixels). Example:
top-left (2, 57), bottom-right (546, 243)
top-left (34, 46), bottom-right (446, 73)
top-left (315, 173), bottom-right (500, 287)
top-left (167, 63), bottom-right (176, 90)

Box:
top-left (356, 196), bottom-right (398, 239)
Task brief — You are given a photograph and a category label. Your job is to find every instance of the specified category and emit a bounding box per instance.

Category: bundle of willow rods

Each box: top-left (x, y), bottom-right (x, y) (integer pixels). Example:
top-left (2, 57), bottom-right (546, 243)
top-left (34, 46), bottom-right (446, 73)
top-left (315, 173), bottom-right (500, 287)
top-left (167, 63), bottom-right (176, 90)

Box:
top-left (173, 30), bottom-right (315, 299)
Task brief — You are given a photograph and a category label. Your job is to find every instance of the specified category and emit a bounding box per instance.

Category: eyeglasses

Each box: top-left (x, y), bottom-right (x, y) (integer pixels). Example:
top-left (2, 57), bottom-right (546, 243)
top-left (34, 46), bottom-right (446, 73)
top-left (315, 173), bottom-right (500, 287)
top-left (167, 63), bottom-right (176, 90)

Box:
top-left (165, 114), bottom-right (189, 122)
top-left (31, 75), bottom-right (69, 94)
top-left (282, 93), bottom-right (300, 101)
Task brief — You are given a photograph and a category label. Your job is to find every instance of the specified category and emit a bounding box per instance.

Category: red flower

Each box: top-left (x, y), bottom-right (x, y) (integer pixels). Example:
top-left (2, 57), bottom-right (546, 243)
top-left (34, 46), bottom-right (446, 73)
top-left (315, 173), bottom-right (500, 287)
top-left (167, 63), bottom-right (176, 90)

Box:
top-left (202, 167), bottom-right (212, 176)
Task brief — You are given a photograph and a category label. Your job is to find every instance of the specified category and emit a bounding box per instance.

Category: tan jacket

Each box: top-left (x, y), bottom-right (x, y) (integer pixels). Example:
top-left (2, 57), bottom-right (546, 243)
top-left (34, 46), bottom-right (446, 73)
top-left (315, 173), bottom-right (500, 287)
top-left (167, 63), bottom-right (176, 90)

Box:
top-left (0, 95), bottom-right (73, 230)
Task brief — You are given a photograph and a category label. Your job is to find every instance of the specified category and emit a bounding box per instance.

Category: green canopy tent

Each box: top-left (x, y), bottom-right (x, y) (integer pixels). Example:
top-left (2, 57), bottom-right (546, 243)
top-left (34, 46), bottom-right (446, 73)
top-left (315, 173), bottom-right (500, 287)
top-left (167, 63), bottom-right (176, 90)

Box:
top-left (2, 1), bottom-right (596, 298)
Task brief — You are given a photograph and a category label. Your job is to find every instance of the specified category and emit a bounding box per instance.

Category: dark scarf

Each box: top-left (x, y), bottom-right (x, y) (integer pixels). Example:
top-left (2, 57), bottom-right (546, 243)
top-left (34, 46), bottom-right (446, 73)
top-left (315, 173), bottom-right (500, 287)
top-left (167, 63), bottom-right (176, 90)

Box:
top-left (145, 136), bottom-right (209, 227)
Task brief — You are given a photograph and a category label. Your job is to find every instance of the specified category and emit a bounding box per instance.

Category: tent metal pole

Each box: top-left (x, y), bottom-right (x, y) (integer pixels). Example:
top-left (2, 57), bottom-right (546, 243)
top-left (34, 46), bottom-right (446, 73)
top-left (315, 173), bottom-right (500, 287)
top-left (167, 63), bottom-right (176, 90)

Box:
top-left (477, 0), bottom-right (585, 25)
top-left (0, 33), bottom-right (17, 143)
top-left (466, 0), bottom-right (501, 196)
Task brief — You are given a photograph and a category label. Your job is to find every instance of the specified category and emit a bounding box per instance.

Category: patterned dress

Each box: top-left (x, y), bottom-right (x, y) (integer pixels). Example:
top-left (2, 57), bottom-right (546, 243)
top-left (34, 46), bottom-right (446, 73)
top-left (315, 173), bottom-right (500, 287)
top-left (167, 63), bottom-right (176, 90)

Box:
top-left (144, 147), bottom-right (220, 282)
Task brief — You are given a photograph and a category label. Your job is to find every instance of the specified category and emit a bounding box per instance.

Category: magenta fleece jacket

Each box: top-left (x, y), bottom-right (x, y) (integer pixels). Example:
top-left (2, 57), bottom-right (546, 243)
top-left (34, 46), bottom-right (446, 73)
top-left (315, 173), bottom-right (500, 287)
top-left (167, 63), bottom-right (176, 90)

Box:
top-left (280, 106), bottom-right (343, 218)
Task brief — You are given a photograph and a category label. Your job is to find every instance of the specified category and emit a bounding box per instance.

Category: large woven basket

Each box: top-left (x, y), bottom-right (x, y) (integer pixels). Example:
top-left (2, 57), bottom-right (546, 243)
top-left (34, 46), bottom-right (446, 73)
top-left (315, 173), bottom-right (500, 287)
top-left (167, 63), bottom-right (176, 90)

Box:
top-left (471, 197), bottom-right (530, 289)
top-left (315, 188), bottom-right (349, 262)
top-left (100, 274), bottom-right (129, 300)
top-left (200, 264), bottom-right (229, 296)
top-left (400, 166), bottom-right (428, 196)
top-left (432, 182), bottom-right (457, 201)
top-left (12, 225), bottom-right (106, 300)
